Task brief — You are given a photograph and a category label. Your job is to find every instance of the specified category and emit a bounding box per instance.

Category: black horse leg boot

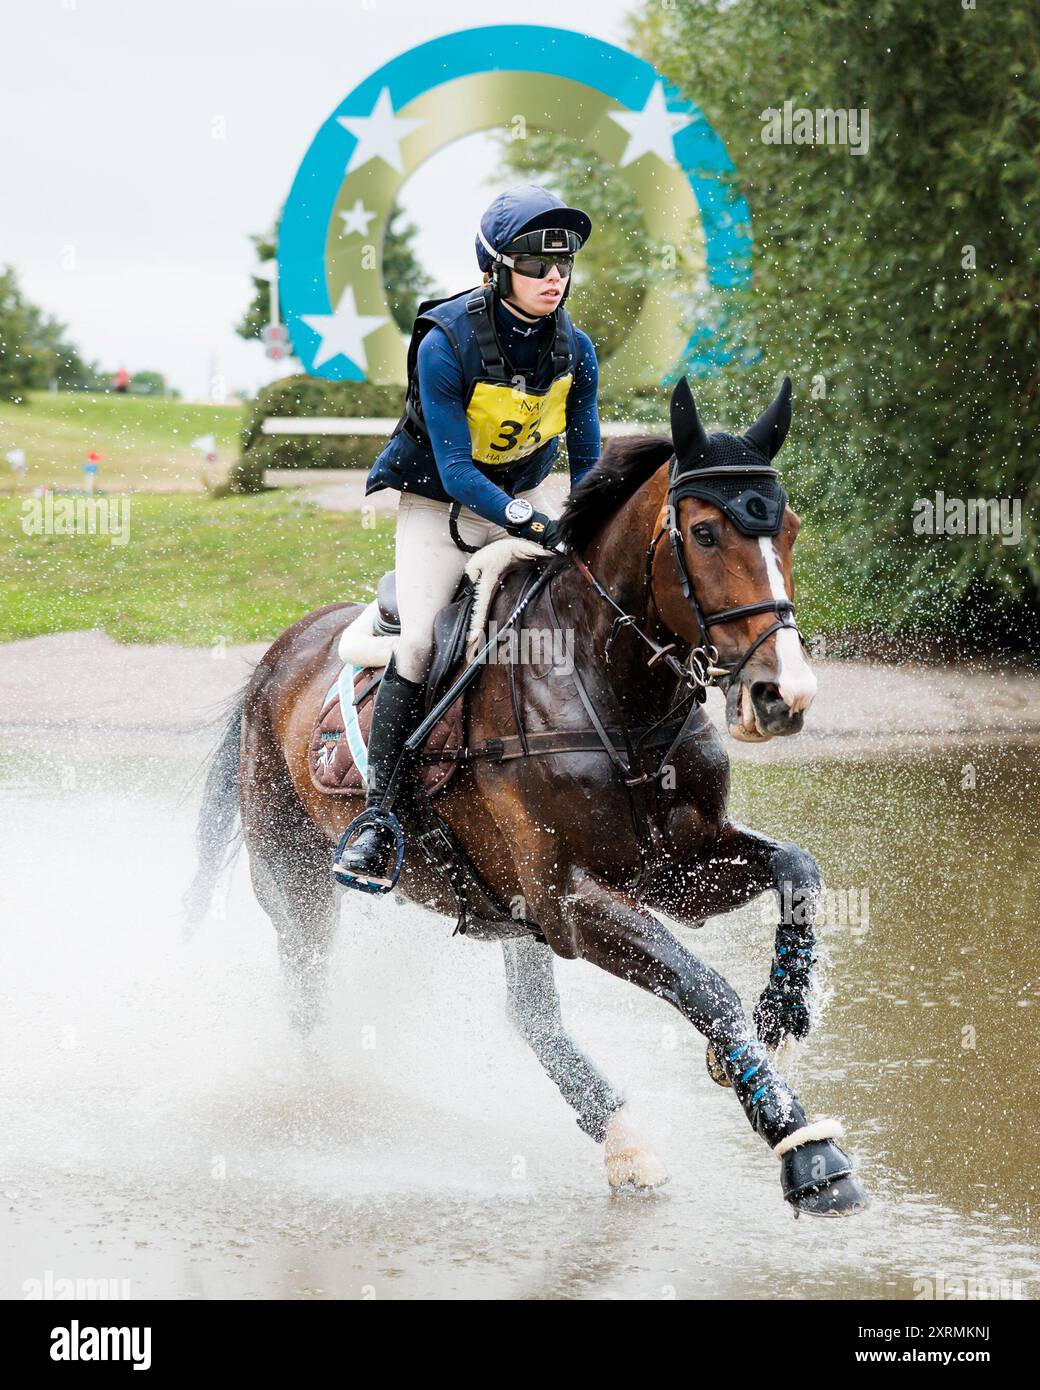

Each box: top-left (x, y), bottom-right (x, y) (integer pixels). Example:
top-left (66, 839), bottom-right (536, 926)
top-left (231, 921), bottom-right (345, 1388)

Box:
top-left (717, 1034), bottom-right (869, 1217)
top-left (335, 655), bottom-right (425, 889)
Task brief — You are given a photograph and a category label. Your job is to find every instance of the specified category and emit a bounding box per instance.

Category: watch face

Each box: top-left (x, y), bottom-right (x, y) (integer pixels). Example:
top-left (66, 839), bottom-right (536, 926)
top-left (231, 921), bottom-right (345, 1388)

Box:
top-left (505, 498), bottom-right (534, 525)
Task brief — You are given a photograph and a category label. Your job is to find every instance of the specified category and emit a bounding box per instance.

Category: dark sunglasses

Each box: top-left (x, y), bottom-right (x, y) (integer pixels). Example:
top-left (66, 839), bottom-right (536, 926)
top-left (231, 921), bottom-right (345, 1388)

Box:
top-left (501, 227), bottom-right (581, 281)
top-left (510, 254), bottom-right (574, 279)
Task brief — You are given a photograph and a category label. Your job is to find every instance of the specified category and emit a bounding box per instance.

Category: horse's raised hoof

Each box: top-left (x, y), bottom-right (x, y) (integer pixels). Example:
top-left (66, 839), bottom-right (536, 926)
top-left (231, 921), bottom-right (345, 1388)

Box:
top-left (779, 1137), bottom-right (869, 1218)
top-left (705, 1041), bottom-right (732, 1088)
top-left (604, 1109), bottom-right (670, 1192)
top-left (788, 1172), bottom-right (870, 1218)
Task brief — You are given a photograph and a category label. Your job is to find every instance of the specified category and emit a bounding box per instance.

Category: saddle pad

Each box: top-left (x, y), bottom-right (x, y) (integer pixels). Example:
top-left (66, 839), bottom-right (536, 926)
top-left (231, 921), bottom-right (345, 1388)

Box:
top-left (308, 663), bottom-right (465, 798)
top-left (312, 559), bottom-right (535, 799)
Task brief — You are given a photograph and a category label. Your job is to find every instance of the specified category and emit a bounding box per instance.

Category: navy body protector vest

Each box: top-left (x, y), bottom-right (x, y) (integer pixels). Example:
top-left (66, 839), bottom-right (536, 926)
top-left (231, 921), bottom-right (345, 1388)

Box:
top-left (366, 287), bottom-right (578, 517)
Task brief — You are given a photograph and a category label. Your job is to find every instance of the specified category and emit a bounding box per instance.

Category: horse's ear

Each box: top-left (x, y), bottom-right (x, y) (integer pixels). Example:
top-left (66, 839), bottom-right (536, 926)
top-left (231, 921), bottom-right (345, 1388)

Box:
top-left (670, 377), bottom-right (710, 468)
top-left (743, 376), bottom-right (793, 459)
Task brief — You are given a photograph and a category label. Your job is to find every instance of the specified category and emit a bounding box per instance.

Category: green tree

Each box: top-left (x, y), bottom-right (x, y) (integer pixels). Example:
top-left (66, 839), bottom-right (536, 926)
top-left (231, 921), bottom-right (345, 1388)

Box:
top-left (237, 206), bottom-right (429, 346)
top-left (57, 356), bottom-right (109, 392)
top-left (236, 223), bottom-right (278, 344)
top-left (381, 205), bottom-right (430, 332)
top-left (0, 267), bottom-right (40, 401)
top-left (630, 0), bottom-right (1040, 625)
top-left (130, 370), bottom-right (167, 396)
top-left (0, 265), bottom-right (98, 401)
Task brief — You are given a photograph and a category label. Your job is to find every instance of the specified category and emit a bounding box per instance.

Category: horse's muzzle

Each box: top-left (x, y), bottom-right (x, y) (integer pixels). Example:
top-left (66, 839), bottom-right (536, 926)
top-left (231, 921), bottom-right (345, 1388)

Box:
top-left (750, 679), bottom-right (806, 736)
top-left (726, 678), bottom-right (806, 741)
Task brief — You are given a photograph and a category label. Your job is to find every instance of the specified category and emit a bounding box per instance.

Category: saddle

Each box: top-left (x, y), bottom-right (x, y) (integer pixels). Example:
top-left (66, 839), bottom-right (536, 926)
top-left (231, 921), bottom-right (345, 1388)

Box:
top-left (312, 554), bottom-right (709, 939)
top-left (307, 570), bottom-right (487, 799)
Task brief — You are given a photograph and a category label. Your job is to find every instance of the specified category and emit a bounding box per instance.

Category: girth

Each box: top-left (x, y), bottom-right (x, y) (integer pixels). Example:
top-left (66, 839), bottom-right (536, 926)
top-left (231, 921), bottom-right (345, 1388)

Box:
top-left (422, 715), bottom-right (711, 768)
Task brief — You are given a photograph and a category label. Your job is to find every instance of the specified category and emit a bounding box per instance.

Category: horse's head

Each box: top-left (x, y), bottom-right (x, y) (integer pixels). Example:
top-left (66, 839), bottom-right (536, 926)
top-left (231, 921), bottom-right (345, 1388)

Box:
top-left (649, 376), bottom-right (816, 741)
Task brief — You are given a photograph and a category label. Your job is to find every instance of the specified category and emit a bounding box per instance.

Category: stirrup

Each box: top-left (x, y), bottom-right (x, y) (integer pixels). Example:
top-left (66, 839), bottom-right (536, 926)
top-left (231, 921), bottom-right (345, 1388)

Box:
top-left (332, 807), bottom-right (405, 894)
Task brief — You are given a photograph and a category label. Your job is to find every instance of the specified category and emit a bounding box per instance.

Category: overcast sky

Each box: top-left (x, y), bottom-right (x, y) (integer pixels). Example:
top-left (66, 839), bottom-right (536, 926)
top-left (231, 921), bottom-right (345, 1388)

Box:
top-left (2, 0), bottom-right (639, 399)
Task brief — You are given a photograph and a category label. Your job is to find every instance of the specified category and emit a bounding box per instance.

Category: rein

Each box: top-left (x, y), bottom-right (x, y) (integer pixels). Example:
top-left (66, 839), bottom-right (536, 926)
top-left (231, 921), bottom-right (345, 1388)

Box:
top-left (567, 553), bottom-right (718, 699)
top-left (454, 453), bottom-right (805, 803)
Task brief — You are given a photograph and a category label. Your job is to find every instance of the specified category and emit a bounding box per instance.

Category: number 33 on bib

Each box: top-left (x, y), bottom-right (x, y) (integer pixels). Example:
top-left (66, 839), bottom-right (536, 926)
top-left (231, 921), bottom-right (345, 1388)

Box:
top-left (466, 373), bottom-right (573, 465)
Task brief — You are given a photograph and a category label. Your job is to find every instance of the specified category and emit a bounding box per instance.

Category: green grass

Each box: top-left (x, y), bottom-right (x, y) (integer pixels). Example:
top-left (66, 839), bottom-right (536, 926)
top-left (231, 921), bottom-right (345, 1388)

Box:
top-left (0, 481), bottom-right (882, 648)
top-left (0, 390), bottom-right (244, 494)
top-left (0, 389), bottom-right (897, 648)
top-left (1, 492), bottom-right (394, 645)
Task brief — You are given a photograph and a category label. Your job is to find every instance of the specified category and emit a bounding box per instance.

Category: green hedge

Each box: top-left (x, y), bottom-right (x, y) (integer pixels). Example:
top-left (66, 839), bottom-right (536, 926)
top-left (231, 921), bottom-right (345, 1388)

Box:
top-left (229, 375), bottom-right (406, 491)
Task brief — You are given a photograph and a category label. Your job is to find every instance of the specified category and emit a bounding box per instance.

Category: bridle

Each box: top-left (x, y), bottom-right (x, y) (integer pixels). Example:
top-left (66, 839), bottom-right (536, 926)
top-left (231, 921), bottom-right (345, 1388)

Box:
top-left (567, 454), bottom-right (804, 704)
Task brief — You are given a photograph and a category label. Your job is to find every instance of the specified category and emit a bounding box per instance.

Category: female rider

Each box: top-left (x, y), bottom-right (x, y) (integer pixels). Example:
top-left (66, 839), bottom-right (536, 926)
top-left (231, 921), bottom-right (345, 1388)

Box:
top-left (335, 184), bottom-right (601, 889)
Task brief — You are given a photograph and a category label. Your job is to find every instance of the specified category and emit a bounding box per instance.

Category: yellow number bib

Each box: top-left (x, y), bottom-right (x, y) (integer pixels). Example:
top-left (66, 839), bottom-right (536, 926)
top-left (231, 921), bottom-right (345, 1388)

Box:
top-left (465, 374), bottom-right (573, 466)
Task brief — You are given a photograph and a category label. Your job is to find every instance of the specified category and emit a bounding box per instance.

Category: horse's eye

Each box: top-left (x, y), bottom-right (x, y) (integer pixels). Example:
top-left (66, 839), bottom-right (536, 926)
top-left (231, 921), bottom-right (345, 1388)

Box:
top-left (691, 524), bottom-right (716, 548)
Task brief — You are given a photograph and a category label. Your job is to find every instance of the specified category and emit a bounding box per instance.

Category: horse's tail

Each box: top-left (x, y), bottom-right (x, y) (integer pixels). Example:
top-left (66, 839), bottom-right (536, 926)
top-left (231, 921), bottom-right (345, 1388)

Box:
top-left (182, 681), bottom-right (248, 936)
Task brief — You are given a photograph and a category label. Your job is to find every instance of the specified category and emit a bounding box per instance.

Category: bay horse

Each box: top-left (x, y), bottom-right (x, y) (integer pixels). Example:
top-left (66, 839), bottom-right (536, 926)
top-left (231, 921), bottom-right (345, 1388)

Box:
top-left (186, 376), bottom-right (868, 1217)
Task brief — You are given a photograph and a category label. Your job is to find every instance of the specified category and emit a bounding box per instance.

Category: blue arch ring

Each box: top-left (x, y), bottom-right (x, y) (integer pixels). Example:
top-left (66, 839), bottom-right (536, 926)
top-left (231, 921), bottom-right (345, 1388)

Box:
top-left (279, 23), bottom-right (752, 381)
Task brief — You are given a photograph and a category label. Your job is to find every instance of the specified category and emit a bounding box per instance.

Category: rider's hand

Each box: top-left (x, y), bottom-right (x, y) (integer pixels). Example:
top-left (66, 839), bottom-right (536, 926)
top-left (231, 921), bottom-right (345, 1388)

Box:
top-left (508, 508), bottom-right (568, 553)
top-left (538, 517), bottom-right (568, 553)
top-left (753, 929), bottom-right (817, 1048)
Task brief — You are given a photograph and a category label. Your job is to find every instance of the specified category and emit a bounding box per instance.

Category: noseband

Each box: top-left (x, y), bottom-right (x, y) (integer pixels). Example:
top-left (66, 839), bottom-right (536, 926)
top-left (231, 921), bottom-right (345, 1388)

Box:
top-left (569, 453), bottom-right (804, 702)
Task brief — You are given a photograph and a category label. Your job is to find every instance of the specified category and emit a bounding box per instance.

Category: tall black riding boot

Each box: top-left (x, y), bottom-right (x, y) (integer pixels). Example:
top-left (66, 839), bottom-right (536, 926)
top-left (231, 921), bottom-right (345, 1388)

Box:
top-left (334, 655), bottom-right (425, 889)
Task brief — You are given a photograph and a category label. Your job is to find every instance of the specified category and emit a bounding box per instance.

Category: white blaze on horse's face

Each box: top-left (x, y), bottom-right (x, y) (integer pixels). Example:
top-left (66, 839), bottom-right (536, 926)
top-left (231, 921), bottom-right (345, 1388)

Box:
top-left (758, 538), bottom-right (817, 713)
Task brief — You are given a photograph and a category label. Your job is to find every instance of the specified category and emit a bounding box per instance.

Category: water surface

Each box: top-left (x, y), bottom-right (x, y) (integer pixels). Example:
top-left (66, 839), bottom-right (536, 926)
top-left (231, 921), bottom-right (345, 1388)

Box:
top-left (1, 727), bottom-right (1037, 1299)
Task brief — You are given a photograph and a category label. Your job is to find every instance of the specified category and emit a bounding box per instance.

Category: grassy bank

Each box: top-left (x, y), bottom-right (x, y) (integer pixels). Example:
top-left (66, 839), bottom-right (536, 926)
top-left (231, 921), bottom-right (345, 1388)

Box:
top-left (0, 391), bottom-right (244, 494)
top-left (1, 490), bottom-right (884, 646)
top-left (1, 493), bottom-right (394, 645)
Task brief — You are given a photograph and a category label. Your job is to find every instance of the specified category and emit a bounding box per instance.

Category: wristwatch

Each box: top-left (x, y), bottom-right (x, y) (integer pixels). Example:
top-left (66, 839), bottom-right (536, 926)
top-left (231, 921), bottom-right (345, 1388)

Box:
top-left (504, 498), bottom-right (534, 527)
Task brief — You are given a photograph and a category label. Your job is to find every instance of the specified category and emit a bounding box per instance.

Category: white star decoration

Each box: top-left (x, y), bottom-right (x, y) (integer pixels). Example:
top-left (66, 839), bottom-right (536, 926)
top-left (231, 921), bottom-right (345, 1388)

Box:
top-left (301, 287), bottom-right (388, 372)
top-left (608, 80), bottom-right (694, 167)
top-left (337, 87), bottom-right (423, 174)
top-left (339, 199), bottom-right (377, 237)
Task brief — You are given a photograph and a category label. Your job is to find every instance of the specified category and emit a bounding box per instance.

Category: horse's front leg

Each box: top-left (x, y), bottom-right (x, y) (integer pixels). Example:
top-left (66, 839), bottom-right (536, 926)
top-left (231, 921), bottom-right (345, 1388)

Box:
top-left (646, 820), bottom-right (823, 1053)
top-left (501, 936), bottom-right (668, 1190)
top-left (562, 866), bottom-right (867, 1217)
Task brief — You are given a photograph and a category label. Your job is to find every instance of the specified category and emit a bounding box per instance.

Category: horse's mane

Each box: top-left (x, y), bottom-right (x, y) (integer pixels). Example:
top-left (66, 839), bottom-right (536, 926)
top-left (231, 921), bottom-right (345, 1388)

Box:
top-left (557, 434), bottom-right (673, 551)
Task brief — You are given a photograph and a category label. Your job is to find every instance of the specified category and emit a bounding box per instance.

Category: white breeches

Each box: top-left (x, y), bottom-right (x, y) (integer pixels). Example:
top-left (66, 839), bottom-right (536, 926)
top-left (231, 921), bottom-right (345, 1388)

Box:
top-left (393, 482), bottom-right (559, 684)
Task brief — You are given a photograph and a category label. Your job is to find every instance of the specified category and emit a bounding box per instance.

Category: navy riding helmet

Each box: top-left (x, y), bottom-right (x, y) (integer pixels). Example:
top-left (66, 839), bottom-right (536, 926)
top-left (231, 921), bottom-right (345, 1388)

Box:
top-left (475, 184), bottom-right (592, 304)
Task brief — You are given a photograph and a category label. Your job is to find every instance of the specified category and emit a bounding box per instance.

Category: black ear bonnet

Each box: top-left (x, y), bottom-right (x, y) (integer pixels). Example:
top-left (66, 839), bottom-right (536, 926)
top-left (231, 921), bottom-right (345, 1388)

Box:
top-left (668, 377), bottom-right (793, 537)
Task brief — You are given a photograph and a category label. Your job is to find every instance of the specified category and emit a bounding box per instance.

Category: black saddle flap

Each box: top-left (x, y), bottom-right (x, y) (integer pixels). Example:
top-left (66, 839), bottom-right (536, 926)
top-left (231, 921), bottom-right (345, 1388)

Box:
top-left (425, 577), bottom-right (477, 715)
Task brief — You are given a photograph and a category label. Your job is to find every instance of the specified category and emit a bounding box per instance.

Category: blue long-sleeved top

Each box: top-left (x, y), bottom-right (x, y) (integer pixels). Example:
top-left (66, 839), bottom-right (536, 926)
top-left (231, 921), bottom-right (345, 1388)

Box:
top-left (415, 296), bottom-right (600, 527)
